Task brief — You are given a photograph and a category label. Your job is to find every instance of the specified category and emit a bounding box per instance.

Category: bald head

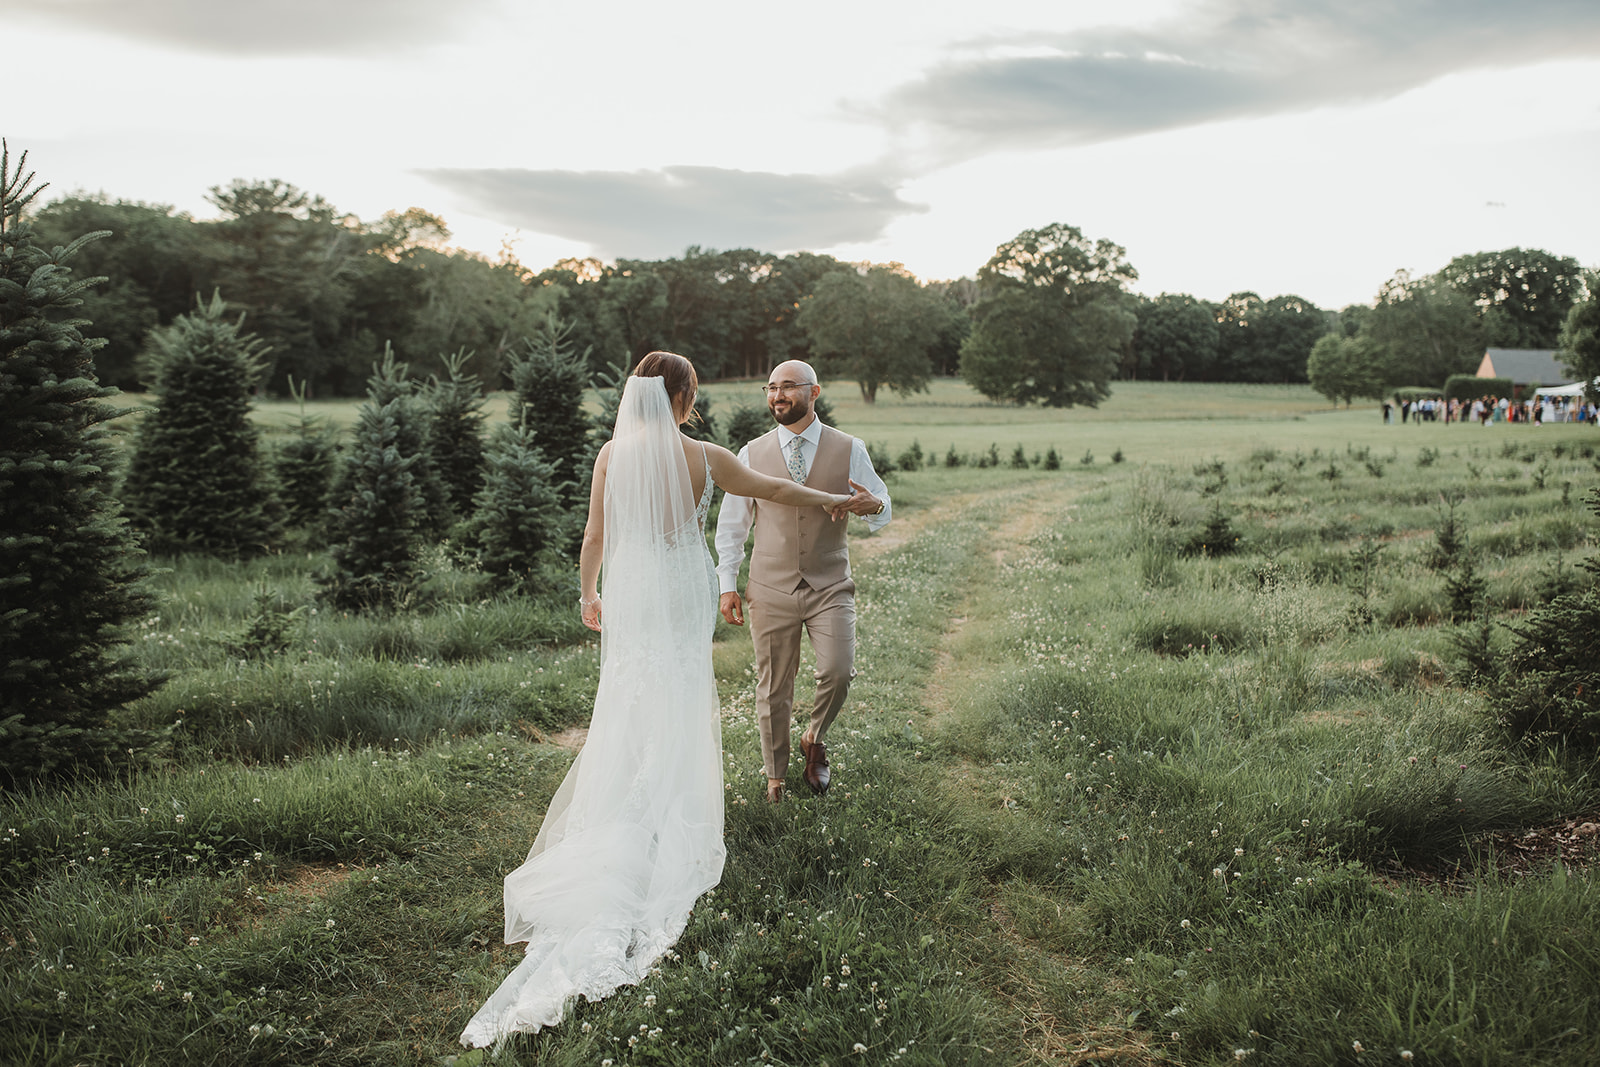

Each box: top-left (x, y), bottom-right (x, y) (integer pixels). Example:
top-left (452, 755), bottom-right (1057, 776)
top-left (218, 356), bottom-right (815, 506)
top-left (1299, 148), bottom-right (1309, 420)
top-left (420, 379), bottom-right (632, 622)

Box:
top-left (765, 361), bottom-right (821, 428)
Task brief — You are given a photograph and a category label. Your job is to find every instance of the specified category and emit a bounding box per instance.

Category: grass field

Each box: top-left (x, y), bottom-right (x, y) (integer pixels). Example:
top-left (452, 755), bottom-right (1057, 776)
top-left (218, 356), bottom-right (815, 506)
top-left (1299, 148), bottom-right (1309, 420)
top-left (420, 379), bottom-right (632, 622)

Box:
top-left (5, 381), bottom-right (1600, 1065)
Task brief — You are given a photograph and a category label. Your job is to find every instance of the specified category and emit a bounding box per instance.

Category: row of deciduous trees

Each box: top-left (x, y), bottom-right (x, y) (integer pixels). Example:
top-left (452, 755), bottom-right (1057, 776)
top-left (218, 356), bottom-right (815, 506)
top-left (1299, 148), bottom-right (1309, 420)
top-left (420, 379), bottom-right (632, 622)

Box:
top-left (28, 177), bottom-right (1592, 409)
top-left (1305, 252), bottom-right (1593, 405)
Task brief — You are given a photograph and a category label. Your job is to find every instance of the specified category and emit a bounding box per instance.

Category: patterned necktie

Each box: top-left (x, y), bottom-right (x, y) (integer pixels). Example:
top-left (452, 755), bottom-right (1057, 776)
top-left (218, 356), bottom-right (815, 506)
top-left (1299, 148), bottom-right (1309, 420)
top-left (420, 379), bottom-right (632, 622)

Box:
top-left (786, 436), bottom-right (807, 483)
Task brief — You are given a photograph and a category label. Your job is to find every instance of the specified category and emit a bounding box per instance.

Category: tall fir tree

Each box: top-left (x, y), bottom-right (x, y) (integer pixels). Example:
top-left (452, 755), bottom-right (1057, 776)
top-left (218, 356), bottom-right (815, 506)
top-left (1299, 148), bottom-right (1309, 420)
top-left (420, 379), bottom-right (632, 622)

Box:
top-left (424, 348), bottom-right (486, 521)
top-left (121, 291), bottom-right (281, 556)
top-left (507, 313), bottom-right (593, 507)
top-left (0, 143), bottom-right (162, 781)
top-left (273, 375), bottom-right (339, 536)
top-left (319, 393), bottom-right (424, 611)
top-left (361, 343), bottom-right (451, 538)
top-left (467, 423), bottom-right (568, 591)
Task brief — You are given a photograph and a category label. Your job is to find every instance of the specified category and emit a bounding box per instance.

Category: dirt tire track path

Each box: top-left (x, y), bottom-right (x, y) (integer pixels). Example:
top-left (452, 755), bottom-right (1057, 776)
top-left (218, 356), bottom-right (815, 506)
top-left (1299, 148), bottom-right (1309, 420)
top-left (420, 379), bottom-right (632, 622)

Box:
top-left (904, 479), bottom-right (1160, 1066)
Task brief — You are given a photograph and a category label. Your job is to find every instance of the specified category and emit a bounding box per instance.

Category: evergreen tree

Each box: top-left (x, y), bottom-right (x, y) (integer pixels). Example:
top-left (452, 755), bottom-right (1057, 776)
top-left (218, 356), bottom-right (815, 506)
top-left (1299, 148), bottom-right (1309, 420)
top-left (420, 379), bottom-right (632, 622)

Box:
top-left (273, 376), bottom-right (339, 535)
top-left (508, 313), bottom-right (593, 506)
top-left (0, 143), bottom-right (162, 781)
top-left (362, 343), bottom-right (451, 538)
top-left (121, 291), bottom-right (281, 556)
top-left (725, 403), bottom-right (772, 450)
top-left (319, 394), bottom-right (424, 611)
top-left (424, 348), bottom-right (486, 520)
top-left (467, 423), bottom-right (568, 590)
top-left (1490, 488), bottom-right (1600, 752)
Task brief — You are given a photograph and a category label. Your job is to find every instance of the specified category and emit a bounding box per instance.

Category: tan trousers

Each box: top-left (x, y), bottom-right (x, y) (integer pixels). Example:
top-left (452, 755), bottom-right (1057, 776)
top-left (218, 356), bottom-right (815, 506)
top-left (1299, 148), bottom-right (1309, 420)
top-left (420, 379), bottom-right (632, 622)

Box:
top-left (745, 578), bottom-right (856, 779)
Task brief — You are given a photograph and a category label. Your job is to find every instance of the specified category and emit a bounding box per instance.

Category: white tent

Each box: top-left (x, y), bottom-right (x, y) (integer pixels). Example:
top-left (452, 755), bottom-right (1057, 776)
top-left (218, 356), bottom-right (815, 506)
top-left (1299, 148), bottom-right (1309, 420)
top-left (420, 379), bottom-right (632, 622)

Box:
top-left (1533, 378), bottom-right (1598, 397)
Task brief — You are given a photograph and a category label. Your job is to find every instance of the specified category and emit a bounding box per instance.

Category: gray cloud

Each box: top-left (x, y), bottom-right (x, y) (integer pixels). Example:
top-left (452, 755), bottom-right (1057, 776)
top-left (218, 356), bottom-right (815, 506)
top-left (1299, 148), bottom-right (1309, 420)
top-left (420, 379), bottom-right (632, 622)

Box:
top-left (419, 165), bottom-right (926, 258)
top-left (876, 0), bottom-right (1600, 157)
top-left (2, 0), bottom-right (494, 54)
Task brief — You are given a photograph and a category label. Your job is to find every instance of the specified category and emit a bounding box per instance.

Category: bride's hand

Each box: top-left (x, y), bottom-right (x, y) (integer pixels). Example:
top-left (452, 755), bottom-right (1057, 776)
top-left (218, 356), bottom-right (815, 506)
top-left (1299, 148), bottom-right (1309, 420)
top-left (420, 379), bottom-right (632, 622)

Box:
top-left (827, 493), bottom-right (852, 520)
top-left (580, 595), bottom-right (602, 632)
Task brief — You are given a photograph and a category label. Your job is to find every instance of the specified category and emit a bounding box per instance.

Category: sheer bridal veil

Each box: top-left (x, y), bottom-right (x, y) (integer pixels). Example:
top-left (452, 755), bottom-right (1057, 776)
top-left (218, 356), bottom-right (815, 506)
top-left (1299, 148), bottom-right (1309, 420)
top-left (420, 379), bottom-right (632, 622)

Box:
top-left (460, 374), bottom-right (724, 1048)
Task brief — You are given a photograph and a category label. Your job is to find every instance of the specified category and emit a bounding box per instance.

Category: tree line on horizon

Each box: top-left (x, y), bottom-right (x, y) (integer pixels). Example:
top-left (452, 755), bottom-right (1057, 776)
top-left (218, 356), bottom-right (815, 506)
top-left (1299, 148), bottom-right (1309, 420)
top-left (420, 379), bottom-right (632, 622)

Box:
top-left (25, 177), bottom-right (1596, 406)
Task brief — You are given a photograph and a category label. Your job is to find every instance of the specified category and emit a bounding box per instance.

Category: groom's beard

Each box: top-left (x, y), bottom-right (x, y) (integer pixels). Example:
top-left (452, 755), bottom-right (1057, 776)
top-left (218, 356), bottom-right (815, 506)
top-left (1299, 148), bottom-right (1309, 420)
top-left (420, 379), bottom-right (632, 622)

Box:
top-left (769, 395), bottom-right (811, 426)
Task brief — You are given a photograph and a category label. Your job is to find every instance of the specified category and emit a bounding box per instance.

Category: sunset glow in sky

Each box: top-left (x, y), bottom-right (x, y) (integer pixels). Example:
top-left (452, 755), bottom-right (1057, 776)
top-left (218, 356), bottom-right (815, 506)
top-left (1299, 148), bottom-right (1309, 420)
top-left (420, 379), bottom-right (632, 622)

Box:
top-left (7, 0), bottom-right (1600, 309)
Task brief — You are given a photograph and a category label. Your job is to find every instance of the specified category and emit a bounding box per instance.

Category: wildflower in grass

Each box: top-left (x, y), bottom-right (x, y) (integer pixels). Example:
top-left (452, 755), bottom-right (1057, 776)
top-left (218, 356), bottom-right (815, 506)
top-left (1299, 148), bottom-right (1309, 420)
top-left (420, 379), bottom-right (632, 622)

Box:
top-left (1234, 847), bottom-right (1244, 856)
top-left (182, 991), bottom-right (193, 1003)
top-left (1180, 919), bottom-right (1192, 929)
top-left (1352, 1040), bottom-right (1365, 1054)
top-left (1401, 1053), bottom-right (1414, 1062)
top-left (56, 990), bottom-right (66, 1001)
top-left (1301, 819), bottom-right (1311, 827)
top-left (854, 1043), bottom-right (868, 1054)
top-left (152, 981), bottom-right (165, 992)
top-left (1212, 867), bottom-right (1225, 878)
top-left (187, 936), bottom-right (200, 946)
top-left (174, 814), bottom-right (185, 824)
top-left (325, 919), bottom-right (335, 929)
top-left (1235, 1050), bottom-right (1253, 1060)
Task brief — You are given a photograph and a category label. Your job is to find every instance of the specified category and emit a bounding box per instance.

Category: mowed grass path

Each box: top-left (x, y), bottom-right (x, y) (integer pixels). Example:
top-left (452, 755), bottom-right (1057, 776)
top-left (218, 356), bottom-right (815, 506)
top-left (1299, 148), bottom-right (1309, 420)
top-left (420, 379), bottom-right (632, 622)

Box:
top-left (6, 383), bottom-right (1600, 1064)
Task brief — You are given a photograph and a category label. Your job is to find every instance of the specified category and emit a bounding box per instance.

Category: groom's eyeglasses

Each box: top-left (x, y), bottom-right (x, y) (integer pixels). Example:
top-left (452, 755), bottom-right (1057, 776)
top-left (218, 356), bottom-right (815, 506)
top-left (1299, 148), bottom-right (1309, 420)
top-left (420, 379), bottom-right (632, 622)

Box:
top-left (764, 382), bottom-right (813, 396)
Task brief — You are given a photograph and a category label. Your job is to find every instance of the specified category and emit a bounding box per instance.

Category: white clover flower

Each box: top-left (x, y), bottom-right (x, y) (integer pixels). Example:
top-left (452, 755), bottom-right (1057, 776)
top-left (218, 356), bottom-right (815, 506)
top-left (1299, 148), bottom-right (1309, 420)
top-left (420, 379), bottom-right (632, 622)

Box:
top-left (325, 920), bottom-right (335, 929)
top-left (1234, 847), bottom-right (1245, 857)
top-left (174, 814), bottom-right (185, 824)
top-left (1234, 1049), bottom-right (1253, 1061)
top-left (1180, 919), bottom-right (1191, 929)
top-left (1352, 1040), bottom-right (1365, 1054)
top-left (182, 991), bottom-right (194, 1003)
top-left (188, 936), bottom-right (200, 946)
top-left (57, 990), bottom-right (67, 1002)
top-left (854, 1043), bottom-right (868, 1054)
top-left (1400, 1052), bottom-right (1414, 1062)
top-left (1301, 819), bottom-right (1311, 827)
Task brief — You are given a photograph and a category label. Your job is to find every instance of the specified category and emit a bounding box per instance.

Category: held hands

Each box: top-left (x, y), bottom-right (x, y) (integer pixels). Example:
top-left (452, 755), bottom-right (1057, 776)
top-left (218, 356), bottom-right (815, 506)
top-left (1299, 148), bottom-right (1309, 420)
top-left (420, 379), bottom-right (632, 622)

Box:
top-left (832, 479), bottom-right (882, 518)
top-left (719, 591), bottom-right (744, 626)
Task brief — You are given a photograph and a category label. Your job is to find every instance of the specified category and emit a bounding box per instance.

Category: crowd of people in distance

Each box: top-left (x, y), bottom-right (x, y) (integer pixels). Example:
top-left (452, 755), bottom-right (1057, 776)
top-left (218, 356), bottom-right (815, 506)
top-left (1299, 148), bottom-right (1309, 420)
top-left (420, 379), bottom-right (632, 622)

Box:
top-left (1382, 395), bottom-right (1599, 426)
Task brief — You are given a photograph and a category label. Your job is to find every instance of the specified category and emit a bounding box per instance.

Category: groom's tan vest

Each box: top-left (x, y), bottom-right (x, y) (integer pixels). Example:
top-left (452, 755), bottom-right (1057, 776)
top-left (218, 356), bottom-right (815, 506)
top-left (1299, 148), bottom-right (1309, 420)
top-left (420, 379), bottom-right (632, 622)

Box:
top-left (747, 424), bottom-right (853, 593)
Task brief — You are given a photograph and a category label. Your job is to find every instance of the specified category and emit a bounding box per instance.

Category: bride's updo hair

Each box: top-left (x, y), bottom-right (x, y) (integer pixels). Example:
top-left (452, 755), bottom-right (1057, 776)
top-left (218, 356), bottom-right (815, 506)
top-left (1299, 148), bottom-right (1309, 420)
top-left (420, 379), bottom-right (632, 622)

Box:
top-left (632, 351), bottom-right (699, 424)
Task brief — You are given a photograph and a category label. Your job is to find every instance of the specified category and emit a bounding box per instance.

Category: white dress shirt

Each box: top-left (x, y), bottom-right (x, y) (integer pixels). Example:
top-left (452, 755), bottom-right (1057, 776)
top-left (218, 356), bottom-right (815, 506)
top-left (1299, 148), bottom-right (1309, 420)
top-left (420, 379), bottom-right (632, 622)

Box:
top-left (713, 419), bottom-right (892, 594)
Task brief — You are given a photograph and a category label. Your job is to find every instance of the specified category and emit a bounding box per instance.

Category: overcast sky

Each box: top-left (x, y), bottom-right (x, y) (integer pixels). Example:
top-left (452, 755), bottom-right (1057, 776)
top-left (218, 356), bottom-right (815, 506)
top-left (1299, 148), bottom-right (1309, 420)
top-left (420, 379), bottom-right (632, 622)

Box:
top-left (7, 0), bottom-right (1600, 310)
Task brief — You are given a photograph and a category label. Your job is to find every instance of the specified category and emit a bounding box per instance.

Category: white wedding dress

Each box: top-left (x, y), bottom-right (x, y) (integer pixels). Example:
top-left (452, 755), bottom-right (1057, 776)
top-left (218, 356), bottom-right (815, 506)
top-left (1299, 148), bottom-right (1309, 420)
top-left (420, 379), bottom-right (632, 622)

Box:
top-left (460, 376), bottom-right (723, 1048)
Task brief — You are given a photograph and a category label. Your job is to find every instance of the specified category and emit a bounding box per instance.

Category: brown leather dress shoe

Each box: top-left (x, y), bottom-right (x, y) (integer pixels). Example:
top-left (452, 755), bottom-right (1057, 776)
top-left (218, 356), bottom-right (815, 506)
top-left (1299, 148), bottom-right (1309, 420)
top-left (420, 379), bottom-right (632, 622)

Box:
top-left (767, 781), bottom-right (785, 804)
top-left (800, 735), bottom-right (830, 795)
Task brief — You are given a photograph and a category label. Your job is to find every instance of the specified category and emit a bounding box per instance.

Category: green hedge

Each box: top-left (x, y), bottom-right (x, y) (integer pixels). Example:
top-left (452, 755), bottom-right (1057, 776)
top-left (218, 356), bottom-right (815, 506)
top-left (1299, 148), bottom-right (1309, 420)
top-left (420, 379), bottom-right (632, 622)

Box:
top-left (1444, 374), bottom-right (1512, 401)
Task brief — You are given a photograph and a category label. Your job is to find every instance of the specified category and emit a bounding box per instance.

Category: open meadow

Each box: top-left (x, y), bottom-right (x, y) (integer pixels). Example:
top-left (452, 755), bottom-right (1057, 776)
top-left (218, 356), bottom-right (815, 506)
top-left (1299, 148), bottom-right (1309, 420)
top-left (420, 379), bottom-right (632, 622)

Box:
top-left (5, 381), bottom-right (1600, 1065)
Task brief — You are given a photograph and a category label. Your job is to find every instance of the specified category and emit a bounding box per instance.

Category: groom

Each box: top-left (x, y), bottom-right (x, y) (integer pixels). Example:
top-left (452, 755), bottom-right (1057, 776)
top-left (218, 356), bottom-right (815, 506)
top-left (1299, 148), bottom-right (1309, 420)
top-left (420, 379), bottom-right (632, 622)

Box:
top-left (715, 360), bottom-right (891, 803)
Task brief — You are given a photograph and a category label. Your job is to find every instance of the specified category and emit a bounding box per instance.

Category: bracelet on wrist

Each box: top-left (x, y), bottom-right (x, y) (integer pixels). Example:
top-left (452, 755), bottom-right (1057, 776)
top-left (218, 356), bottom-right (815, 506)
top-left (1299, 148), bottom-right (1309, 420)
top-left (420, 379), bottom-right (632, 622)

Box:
top-left (579, 594), bottom-right (600, 608)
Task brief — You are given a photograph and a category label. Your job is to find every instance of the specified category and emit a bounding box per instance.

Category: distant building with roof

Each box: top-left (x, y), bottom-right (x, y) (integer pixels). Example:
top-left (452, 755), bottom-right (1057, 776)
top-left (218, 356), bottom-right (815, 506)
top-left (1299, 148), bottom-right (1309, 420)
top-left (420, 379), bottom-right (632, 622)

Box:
top-left (1475, 348), bottom-right (1576, 393)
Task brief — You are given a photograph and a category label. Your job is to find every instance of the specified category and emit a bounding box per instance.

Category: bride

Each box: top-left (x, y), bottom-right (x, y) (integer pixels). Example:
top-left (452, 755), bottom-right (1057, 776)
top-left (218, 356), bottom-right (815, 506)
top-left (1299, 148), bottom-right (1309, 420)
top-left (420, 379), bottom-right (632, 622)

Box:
top-left (460, 351), bottom-right (855, 1048)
